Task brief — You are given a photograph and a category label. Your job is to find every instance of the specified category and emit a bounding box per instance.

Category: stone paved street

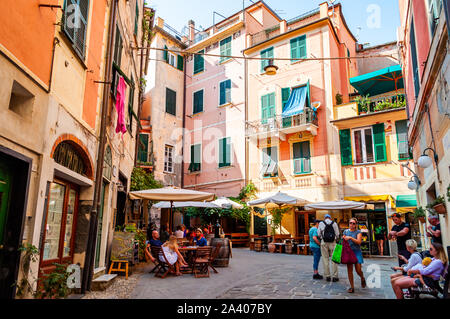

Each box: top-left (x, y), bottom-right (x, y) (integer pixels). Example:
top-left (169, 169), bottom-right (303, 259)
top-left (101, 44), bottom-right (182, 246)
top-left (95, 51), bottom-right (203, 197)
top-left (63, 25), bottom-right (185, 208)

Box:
top-left (130, 248), bottom-right (397, 299)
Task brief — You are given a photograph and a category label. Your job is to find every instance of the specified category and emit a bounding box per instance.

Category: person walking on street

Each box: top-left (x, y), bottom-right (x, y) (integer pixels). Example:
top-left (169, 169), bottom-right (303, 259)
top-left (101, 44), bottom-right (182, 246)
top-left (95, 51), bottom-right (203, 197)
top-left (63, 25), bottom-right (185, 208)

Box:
top-left (388, 213), bottom-right (411, 266)
top-left (374, 221), bottom-right (386, 256)
top-left (343, 218), bottom-right (366, 293)
top-left (317, 214), bottom-right (340, 282)
top-left (309, 220), bottom-right (323, 280)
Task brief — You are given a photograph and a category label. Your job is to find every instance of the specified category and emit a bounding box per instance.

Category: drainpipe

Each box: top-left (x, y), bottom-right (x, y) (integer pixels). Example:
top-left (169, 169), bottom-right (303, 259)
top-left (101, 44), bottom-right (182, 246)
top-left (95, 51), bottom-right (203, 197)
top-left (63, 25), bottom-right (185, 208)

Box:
top-left (81, 0), bottom-right (117, 294)
top-left (181, 56), bottom-right (187, 188)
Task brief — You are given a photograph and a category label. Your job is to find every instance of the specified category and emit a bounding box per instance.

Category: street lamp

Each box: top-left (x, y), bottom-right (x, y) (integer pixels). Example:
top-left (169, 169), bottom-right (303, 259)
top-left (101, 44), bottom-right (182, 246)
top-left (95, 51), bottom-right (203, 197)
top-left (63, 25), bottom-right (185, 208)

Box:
top-left (264, 59), bottom-right (279, 76)
top-left (418, 147), bottom-right (438, 169)
top-left (407, 176), bottom-right (420, 190)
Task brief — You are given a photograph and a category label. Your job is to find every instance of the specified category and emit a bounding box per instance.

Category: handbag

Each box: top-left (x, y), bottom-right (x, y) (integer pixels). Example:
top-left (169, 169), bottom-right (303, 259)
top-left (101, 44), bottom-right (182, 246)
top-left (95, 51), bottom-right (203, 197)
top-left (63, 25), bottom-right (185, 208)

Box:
top-left (341, 238), bottom-right (358, 264)
top-left (331, 239), bottom-right (342, 264)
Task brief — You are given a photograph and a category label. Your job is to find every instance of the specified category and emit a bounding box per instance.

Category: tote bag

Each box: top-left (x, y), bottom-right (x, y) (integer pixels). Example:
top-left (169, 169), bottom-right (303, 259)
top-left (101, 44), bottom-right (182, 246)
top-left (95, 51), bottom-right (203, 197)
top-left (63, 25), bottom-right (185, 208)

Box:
top-left (341, 238), bottom-right (358, 264)
top-left (331, 240), bottom-right (342, 264)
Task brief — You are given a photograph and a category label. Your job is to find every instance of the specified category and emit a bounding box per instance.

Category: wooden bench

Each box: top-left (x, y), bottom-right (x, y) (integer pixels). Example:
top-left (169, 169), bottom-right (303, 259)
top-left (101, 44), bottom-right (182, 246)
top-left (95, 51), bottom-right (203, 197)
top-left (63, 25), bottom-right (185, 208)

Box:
top-left (273, 234), bottom-right (292, 243)
top-left (227, 233), bottom-right (250, 247)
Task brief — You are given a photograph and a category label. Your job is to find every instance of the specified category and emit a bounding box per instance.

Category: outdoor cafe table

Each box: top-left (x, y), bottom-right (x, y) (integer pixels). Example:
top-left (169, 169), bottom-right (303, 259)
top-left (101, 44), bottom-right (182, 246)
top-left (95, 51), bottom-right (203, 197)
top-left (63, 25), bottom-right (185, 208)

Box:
top-left (178, 246), bottom-right (212, 274)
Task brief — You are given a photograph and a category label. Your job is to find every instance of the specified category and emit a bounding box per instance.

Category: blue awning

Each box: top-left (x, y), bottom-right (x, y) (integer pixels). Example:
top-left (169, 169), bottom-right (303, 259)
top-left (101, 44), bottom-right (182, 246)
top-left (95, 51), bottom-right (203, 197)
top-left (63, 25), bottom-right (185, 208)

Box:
top-left (282, 83), bottom-right (310, 118)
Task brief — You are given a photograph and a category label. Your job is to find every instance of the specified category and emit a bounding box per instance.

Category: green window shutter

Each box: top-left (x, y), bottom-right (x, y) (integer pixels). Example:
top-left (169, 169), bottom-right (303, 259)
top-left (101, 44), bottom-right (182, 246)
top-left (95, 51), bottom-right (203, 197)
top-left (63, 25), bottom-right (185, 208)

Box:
top-left (261, 94), bottom-right (268, 124)
top-left (373, 123), bottom-right (387, 162)
top-left (282, 87), bottom-right (291, 110)
top-left (63, 0), bottom-right (77, 42)
top-left (164, 45), bottom-right (169, 63)
top-left (190, 144), bottom-right (201, 172)
top-left (268, 93), bottom-right (275, 119)
top-left (193, 90), bottom-right (203, 114)
top-left (219, 80), bottom-right (231, 105)
top-left (128, 80), bottom-right (135, 133)
top-left (291, 35), bottom-right (306, 62)
top-left (177, 55), bottom-right (184, 71)
top-left (220, 36), bottom-right (232, 62)
top-left (138, 134), bottom-right (149, 163)
top-left (74, 0), bottom-right (89, 58)
top-left (261, 47), bottom-right (274, 73)
top-left (134, 1), bottom-right (139, 35)
top-left (166, 88), bottom-right (176, 116)
top-left (395, 120), bottom-right (410, 160)
top-left (293, 141), bottom-right (311, 173)
top-left (219, 138), bottom-right (231, 167)
top-left (339, 129), bottom-right (353, 166)
top-left (194, 50), bottom-right (204, 74)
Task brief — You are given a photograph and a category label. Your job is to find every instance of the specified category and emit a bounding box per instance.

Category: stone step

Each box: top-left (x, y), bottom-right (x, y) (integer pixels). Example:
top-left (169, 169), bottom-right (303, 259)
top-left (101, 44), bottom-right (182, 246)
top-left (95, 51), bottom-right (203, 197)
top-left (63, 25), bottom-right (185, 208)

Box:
top-left (91, 274), bottom-right (118, 291)
top-left (93, 266), bottom-right (106, 280)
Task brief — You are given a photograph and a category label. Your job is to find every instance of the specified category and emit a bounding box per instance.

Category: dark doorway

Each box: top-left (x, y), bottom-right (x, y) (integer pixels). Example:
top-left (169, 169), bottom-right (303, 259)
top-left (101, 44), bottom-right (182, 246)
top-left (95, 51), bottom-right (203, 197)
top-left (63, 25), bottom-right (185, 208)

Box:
top-left (253, 214), bottom-right (268, 236)
top-left (115, 173), bottom-right (128, 229)
top-left (0, 147), bottom-right (32, 299)
top-left (295, 210), bottom-right (316, 237)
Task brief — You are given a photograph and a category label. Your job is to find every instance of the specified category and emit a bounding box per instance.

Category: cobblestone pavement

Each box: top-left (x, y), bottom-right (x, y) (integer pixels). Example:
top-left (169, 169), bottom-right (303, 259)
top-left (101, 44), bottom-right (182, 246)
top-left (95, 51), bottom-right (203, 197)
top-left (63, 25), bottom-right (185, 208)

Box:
top-left (130, 248), bottom-right (397, 299)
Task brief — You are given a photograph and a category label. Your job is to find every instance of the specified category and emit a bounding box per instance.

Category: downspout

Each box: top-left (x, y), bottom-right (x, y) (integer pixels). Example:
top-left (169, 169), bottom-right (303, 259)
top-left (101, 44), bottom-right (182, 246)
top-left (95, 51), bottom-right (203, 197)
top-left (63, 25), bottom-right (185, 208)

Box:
top-left (181, 56), bottom-right (187, 188)
top-left (244, 48), bottom-right (248, 186)
top-left (81, 0), bottom-right (117, 294)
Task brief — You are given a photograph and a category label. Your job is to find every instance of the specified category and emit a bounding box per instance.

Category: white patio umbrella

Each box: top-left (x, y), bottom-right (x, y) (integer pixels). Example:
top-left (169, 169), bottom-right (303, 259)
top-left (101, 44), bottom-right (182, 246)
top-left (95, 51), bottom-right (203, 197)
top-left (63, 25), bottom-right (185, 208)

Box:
top-left (247, 191), bottom-right (308, 209)
top-left (129, 187), bottom-right (215, 231)
top-left (152, 201), bottom-right (220, 209)
top-left (304, 200), bottom-right (366, 210)
top-left (212, 197), bottom-right (244, 209)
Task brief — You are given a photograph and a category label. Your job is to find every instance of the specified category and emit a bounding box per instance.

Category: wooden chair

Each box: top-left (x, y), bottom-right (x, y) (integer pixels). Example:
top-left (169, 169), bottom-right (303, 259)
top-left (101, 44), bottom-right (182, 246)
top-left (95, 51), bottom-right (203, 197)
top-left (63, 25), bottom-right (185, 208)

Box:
top-left (108, 260), bottom-right (129, 279)
top-left (150, 246), bottom-right (175, 278)
top-left (208, 243), bottom-right (222, 274)
top-left (192, 247), bottom-right (212, 278)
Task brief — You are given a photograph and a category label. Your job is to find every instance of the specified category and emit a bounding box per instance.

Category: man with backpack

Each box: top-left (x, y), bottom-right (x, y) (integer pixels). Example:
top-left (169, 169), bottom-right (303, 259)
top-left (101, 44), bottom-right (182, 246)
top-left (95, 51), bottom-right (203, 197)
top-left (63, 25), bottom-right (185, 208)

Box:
top-left (318, 214), bottom-right (340, 282)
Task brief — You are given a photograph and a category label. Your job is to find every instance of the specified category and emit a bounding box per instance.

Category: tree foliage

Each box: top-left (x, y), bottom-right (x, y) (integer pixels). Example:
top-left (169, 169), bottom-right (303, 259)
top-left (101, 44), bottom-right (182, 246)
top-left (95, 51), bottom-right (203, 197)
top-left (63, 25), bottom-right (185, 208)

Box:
top-left (130, 167), bottom-right (163, 191)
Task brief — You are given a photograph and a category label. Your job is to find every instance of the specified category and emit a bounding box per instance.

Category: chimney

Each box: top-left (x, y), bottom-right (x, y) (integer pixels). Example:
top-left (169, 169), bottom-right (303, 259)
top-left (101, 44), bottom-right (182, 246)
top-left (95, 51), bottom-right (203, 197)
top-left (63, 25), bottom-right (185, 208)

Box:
top-left (319, 2), bottom-right (329, 19)
top-left (156, 17), bottom-right (164, 28)
top-left (279, 20), bottom-right (287, 34)
top-left (188, 20), bottom-right (195, 42)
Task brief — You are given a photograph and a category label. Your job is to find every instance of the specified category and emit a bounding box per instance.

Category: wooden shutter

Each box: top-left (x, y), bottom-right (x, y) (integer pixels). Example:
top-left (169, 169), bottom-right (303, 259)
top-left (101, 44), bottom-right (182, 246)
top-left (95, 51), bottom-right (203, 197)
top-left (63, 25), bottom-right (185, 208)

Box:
top-left (261, 94), bottom-right (269, 124)
top-left (220, 80), bottom-right (231, 105)
top-left (177, 55), bottom-right (184, 71)
top-left (339, 129), bottom-right (353, 166)
top-left (261, 47), bottom-right (273, 73)
top-left (74, 0), bottom-right (89, 58)
top-left (164, 45), bottom-right (169, 63)
top-left (193, 90), bottom-right (203, 114)
top-left (268, 93), bottom-right (275, 119)
top-left (190, 144), bottom-right (201, 172)
top-left (134, 0), bottom-right (139, 35)
top-left (166, 88), bottom-right (176, 116)
top-left (138, 134), bottom-right (149, 163)
top-left (194, 50), bottom-right (204, 74)
top-left (291, 35), bottom-right (306, 61)
top-left (395, 120), bottom-right (409, 160)
top-left (219, 138), bottom-right (231, 167)
top-left (63, 0), bottom-right (77, 42)
top-left (128, 80), bottom-right (135, 134)
top-left (282, 87), bottom-right (291, 110)
top-left (220, 36), bottom-right (232, 62)
top-left (410, 19), bottom-right (420, 98)
top-left (373, 123), bottom-right (387, 162)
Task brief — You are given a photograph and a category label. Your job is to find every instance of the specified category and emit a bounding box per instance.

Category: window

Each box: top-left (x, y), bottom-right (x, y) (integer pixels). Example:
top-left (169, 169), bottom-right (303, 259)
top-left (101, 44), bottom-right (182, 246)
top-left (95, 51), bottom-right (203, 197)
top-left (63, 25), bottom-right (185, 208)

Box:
top-left (220, 36), bottom-right (232, 63)
top-left (293, 141), bottom-right (311, 174)
top-left (127, 77), bottom-right (135, 134)
top-left (113, 24), bottom-right (123, 68)
top-left (261, 147), bottom-right (278, 177)
top-left (134, 0), bottom-right (139, 36)
top-left (281, 87), bottom-right (291, 110)
top-left (137, 134), bottom-right (149, 163)
top-left (168, 52), bottom-right (176, 67)
top-left (189, 144), bottom-right (201, 172)
top-left (218, 137), bottom-right (231, 168)
top-left (339, 129), bottom-right (353, 166)
top-left (165, 88), bottom-right (176, 116)
top-left (261, 47), bottom-right (274, 73)
top-left (53, 142), bottom-right (87, 176)
top-left (396, 120), bottom-right (411, 160)
top-left (352, 127), bottom-right (375, 164)
top-left (194, 50), bottom-right (204, 74)
top-left (428, 0), bottom-right (443, 37)
top-left (164, 145), bottom-right (174, 173)
top-left (63, 0), bottom-right (90, 59)
top-left (219, 80), bottom-right (231, 106)
top-left (290, 35), bottom-right (307, 62)
top-left (103, 145), bottom-right (112, 180)
top-left (177, 55), bottom-right (184, 71)
top-left (410, 18), bottom-right (420, 98)
top-left (193, 89), bottom-right (204, 114)
top-left (261, 93), bottom-right (276, 124)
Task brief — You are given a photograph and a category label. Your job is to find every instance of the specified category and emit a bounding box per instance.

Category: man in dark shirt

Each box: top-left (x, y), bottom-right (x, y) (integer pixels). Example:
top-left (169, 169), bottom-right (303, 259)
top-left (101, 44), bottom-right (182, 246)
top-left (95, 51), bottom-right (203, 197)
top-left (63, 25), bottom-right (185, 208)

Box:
top-left (388, 213), bottom-right (411, 266)
top-left (149, 230), bottom-right (163, 247)
top-left (427, 215), bottom-right (442, 244)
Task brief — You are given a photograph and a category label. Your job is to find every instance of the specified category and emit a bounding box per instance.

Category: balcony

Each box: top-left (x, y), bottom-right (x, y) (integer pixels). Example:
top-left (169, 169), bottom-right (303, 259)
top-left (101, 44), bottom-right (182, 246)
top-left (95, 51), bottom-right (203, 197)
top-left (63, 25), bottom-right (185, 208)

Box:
top-left (246, 108), bottom-right (318, 140)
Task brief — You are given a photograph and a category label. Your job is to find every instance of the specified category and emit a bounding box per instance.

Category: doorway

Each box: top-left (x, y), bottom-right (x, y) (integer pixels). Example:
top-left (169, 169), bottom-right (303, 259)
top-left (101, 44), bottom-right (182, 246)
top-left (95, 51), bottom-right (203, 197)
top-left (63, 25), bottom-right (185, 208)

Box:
top-left (95, 181), bottom-right (107, 269)
top-left (0, 149), bottom-right (32, 299)
top-left (295, 210), bottom-right (316, 238)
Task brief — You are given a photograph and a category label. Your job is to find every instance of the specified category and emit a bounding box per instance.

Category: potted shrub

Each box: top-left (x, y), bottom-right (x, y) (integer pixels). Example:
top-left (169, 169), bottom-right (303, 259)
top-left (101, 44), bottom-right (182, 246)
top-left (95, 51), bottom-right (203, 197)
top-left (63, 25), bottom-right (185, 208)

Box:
top-left (431, 195), bottom-right (447, 214)
top-left (335, 93), bottom-right (343, 105)
top-left (413, 207), bottom-right (426, 223)
top-left (355, 95), bottom-right (370, 114)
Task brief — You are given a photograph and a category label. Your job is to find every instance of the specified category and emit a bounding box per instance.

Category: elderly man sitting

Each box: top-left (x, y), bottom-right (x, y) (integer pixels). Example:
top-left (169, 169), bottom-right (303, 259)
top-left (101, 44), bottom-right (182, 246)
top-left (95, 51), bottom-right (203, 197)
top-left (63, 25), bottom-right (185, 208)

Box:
top-left (145, 230), bottom-right (163, 263)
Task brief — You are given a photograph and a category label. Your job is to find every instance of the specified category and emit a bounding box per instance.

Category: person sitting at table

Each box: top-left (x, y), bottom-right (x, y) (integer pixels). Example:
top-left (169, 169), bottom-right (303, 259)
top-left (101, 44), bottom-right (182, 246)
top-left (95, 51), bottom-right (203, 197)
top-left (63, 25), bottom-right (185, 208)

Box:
top-left (160, 235), bottom-right (189, 276)
top-left (175, 225), bottom-right (184, 239)
top-left (145, 230), bottom-right (163, 263)
top-left (194, 228), bottom-right (208, 247)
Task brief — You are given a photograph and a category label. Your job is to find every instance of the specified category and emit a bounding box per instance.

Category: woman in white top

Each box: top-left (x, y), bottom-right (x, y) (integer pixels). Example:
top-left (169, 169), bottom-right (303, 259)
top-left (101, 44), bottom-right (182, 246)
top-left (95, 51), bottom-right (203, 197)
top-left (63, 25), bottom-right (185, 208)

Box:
top-left (160, 235), bottom-right (188, 276)
top-left (390, 239), bottom-right (422, 284)
top-left (175, 225), bottom-right (185, 239)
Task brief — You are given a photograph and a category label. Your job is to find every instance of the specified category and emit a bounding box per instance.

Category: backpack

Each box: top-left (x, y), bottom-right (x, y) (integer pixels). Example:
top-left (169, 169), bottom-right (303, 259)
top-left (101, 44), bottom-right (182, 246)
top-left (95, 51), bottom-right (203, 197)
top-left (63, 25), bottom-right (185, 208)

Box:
top-left (322, 221), bottom-right (336, 243)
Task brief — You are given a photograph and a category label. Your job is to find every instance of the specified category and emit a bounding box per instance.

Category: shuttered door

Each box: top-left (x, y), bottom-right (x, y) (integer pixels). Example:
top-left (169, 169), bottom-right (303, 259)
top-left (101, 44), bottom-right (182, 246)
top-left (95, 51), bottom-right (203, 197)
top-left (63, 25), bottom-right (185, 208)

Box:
top-left (339, 129), bottom-right (353, 166)
top-left (373, 123), bottom-right (387, 162)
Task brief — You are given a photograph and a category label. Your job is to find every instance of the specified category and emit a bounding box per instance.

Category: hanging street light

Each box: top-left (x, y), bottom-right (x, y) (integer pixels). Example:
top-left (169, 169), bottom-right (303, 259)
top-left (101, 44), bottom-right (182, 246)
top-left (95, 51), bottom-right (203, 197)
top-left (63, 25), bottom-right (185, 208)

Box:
top-left (407, 176), bottom-right (420, 191)
top-left (417, 147), bottom-right (438, 169)
top-left (264, 58), bottom-right (279, 76)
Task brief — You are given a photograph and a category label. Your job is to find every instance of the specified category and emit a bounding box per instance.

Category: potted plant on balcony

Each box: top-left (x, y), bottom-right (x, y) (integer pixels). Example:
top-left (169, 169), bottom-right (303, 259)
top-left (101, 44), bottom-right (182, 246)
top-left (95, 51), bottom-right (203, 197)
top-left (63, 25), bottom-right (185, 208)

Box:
top-left (427, 195), bottom-right (447, 214)
top-left (355, 95), bottom-right (370, 114)
top-left (413, 207), bottom-right (426, 223)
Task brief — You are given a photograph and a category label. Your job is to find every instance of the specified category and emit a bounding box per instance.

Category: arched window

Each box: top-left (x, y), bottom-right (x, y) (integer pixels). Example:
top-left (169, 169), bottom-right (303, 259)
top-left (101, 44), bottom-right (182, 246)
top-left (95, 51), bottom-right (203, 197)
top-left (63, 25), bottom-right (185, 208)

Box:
top-left (53, 142), bottom-right (87, 176)
top-left (103, 145), bottom-right (112, 181)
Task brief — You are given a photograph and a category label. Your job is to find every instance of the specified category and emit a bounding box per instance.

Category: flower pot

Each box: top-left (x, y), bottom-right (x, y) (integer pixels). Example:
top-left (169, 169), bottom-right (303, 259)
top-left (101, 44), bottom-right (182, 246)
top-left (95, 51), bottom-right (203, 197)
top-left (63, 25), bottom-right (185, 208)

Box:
top-left (433, 203), bottom-right (447, 214)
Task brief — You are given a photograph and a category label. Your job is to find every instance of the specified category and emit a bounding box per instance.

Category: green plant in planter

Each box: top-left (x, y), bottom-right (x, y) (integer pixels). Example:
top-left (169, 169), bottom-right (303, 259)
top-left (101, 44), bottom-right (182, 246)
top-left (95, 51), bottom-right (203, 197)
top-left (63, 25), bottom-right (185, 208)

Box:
top-left (355, 95), bottom-right (370, 113)
top-left (125, 224), bottom-right (137, 233)
top-left (335, 93), bottom-right (343, 105)
top-left (36, 263), bottom-right (71, 299)
top-left (413, 207), bottom-right (426, 220)
top-left (14, 244), bottom-right (39, 298)
top-left (270, 207), bottom-right (290, 235)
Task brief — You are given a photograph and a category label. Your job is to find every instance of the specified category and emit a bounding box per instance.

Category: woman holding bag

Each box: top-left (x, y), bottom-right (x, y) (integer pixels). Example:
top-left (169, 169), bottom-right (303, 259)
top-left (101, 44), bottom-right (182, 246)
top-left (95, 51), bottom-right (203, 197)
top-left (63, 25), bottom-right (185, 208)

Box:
top-left (342, 218), bottom-right (367, 293)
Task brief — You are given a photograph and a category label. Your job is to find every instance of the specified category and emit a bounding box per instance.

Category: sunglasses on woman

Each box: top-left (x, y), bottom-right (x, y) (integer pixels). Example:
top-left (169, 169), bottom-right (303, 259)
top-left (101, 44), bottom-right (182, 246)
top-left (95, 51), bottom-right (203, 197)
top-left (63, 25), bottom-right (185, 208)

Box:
top-left (349, 222), bottom-right (356, 225)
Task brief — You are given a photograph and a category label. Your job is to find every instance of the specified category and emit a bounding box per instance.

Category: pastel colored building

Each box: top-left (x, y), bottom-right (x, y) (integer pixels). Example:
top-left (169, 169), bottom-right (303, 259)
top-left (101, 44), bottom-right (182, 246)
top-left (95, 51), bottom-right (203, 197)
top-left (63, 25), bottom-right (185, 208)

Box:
top-left (398, 0), bottom-right (450, 250)
top-left (182, 1), bottom-right (281, 198)
top-left (245, 2), bottom-right (359, 239)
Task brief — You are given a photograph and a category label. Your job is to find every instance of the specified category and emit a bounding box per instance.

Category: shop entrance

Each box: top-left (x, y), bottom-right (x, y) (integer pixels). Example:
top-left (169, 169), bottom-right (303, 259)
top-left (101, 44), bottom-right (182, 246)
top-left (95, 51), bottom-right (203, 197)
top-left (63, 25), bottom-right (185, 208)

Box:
top-left (353, 205), bottom-right (390, 256)
top-left (295, 210), bottom-right (316, 238)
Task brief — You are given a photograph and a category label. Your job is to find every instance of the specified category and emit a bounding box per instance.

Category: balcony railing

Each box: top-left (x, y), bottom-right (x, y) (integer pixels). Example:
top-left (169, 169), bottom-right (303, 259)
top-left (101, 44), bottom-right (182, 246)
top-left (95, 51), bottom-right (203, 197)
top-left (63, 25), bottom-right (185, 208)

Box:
top-left (356, 93), bottom-right (406, 114)
top-left (246, 108), bottom-right (318, 137)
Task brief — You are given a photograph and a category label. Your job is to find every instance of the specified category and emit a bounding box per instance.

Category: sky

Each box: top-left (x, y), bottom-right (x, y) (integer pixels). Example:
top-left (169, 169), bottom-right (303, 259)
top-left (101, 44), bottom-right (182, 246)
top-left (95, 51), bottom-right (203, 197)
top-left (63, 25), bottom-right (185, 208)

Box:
top-left (146, 0), bottom-right (401, 47)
